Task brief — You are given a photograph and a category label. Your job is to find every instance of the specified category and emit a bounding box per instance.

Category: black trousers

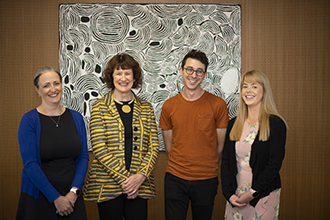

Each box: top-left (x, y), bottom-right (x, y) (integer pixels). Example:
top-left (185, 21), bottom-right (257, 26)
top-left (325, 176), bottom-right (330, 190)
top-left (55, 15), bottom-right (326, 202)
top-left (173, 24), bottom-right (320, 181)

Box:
top-left (164, 172), bottom-right (218, 220)
top-left (98, 194), bottom-right (148, 220)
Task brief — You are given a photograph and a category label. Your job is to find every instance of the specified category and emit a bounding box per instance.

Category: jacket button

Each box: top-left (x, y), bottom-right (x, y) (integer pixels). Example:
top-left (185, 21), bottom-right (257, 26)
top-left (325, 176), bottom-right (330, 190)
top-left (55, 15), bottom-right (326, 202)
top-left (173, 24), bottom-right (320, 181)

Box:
top-left (134, 127), bottom-right (138, 131)
top-left (134, 146), bottom-right (138, 150)
top-left (134, 136), bottom-right (138, 141)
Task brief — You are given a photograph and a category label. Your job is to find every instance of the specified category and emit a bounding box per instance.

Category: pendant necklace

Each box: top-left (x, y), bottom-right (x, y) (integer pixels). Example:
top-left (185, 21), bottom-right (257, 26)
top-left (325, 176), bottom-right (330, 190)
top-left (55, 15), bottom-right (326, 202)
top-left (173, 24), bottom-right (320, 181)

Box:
top-left (40, 106), bottom-right (62, 128)
top-left (49, 115), bottom-right (61, 127)
top-left (113, 96), bottom-right (134, 114)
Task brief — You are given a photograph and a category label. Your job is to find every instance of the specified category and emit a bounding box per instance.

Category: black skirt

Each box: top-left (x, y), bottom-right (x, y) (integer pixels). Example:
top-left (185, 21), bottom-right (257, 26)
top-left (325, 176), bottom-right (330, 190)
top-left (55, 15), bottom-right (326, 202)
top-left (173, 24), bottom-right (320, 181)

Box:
top-left (16, 191), bottom-right (87, 220)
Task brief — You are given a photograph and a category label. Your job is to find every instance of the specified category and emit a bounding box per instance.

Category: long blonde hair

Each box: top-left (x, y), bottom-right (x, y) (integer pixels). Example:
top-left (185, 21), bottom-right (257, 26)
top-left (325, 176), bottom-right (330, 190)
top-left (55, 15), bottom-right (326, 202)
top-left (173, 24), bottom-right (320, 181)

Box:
top-left (230, 70), bottom-right (287, 141)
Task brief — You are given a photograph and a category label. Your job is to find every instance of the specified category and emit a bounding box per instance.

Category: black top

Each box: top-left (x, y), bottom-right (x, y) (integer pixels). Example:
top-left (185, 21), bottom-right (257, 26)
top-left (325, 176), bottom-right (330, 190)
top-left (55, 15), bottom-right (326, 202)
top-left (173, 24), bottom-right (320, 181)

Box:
top-left (115, 100), bottom-right (134, 171)
top-left (39, 109), bottom-right (81, 194)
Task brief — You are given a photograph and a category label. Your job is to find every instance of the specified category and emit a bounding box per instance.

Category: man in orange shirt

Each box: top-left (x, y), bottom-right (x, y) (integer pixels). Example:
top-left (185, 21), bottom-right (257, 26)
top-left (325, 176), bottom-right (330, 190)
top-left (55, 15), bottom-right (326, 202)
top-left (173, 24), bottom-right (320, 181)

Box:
top-left (159, 50), bottom-right (229, 220)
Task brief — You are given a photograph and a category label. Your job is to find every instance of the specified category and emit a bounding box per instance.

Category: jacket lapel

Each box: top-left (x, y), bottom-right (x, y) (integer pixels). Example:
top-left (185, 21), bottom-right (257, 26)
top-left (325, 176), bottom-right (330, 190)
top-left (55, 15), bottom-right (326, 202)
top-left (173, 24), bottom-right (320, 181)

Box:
top-left (132, 92), bottom-right (142, 123)
top-left (105, 90), bottom-right (123, 127)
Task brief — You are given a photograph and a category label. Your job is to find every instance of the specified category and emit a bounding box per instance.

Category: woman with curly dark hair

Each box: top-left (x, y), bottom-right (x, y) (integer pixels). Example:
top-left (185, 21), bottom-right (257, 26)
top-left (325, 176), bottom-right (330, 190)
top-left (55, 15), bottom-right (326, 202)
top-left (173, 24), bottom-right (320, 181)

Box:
top-left (83, 53), bottom-right (159, 220)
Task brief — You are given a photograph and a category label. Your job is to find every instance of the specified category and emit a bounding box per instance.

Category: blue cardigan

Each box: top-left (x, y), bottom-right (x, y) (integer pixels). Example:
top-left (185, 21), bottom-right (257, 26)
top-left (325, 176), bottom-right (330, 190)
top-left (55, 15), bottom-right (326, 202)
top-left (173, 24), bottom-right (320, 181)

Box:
top-left (18, 108), bottom-right (89, 203)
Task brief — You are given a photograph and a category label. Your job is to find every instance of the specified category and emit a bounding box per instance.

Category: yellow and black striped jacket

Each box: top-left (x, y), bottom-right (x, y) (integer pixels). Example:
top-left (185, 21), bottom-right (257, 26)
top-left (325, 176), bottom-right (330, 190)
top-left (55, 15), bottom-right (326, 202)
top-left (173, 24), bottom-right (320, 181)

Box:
top-left (83, 90), bottom-right (159, 202)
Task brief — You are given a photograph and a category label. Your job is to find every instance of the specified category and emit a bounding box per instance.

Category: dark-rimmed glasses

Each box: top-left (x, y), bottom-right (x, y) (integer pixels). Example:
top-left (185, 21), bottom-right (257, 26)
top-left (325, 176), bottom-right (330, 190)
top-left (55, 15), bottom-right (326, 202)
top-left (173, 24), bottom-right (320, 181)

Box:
top-left (183, 67), bottom-right (205, 77)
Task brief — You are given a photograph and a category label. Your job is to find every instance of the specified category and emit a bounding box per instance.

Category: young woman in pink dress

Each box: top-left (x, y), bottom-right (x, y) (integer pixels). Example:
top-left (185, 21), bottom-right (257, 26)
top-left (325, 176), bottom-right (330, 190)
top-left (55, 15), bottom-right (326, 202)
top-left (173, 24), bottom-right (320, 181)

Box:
top-left (221, 70), bottom-right (287, 220)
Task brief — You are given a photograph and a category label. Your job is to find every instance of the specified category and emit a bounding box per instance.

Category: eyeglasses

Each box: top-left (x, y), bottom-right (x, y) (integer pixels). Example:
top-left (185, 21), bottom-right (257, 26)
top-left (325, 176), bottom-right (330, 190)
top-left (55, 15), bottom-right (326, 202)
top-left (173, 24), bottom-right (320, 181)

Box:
top-left (183, 67), bottom-right (205, 77)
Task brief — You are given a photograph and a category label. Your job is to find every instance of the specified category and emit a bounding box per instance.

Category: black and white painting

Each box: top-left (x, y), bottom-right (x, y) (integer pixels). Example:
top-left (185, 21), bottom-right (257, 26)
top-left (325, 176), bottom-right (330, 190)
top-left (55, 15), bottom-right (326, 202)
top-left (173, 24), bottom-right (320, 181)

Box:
top-left (59, 4), bottom-right (241, 151)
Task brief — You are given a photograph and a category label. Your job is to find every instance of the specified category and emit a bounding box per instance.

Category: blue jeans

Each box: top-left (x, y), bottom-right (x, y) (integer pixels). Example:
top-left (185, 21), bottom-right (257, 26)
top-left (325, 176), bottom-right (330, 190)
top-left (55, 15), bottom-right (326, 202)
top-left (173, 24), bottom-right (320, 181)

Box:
top-left (164, 172), bottom-right (219, 220)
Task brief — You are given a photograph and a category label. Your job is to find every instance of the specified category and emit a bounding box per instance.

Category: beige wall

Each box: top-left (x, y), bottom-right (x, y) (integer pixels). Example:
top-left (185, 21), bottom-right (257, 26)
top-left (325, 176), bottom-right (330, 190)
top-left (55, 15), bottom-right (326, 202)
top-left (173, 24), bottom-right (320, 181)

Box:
top-left (1, 0), bottom-right (329, 219)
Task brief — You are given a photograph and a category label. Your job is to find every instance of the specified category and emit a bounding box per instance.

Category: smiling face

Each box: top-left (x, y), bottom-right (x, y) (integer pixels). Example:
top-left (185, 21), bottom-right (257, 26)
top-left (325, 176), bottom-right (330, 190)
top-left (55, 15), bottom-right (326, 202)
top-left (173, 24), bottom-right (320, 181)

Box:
top-left (113, 67), bottom-right (134, 95)
top-left (241, 79), bottom-right (264, 108)
top-left (180, 58), bottom-right (207, 91)
top-left (35, 70), bottom-right (62, 106)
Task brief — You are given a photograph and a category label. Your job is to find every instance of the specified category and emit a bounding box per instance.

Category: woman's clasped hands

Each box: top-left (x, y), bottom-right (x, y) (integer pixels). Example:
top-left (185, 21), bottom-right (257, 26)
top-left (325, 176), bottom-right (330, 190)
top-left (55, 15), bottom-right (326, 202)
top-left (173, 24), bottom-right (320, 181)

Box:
top-left (53, 191), bottom-right (78, 216)
top-left (122, 174), bottom-right (146, 199)
top-left (229, 190), bottom-right (254, 207)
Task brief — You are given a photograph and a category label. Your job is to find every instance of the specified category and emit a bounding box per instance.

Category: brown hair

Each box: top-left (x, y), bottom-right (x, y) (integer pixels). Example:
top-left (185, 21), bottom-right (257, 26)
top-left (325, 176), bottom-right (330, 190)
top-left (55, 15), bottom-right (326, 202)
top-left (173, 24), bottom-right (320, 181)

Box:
top-left (181, 49), bottom-right (209, 72)
top-left (33, 66), bottom-right (62, 89)
top-left (102, 53), bottom-right (143, 89)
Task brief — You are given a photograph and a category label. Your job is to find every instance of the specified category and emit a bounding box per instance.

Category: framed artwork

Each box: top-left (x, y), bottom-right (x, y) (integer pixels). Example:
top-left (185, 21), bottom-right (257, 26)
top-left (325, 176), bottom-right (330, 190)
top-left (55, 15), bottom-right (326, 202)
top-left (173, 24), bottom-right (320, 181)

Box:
top-left (59, 4), bottom-right (241, 150)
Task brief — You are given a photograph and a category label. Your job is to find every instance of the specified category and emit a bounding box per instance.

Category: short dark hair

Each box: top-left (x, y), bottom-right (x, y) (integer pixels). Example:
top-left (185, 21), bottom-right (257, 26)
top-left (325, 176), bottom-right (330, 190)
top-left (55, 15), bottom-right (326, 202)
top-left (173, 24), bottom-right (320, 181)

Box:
top-left (33, 66), bottom-right (62, 88)
top-left (103, 53), bottom-right (143, 89)
top-left (181, 50), bottom-right (209, 72)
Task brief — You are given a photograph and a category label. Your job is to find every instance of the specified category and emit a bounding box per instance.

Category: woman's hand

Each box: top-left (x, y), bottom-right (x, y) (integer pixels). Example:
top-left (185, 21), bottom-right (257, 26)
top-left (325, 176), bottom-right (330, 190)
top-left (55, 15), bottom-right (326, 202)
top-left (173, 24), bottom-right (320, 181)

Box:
top-left (236, 191), bottom-right (254, 204)
top-left (122, 174), bottom-right (146, 198)
top-left (127, 190), bottom-right (139, 199)
top-left (229, 194), bottom-right (247, 207)
top-left (54, 195), bottom-right (74, 216)
top-left (65, 190), bottom-right (78, 207)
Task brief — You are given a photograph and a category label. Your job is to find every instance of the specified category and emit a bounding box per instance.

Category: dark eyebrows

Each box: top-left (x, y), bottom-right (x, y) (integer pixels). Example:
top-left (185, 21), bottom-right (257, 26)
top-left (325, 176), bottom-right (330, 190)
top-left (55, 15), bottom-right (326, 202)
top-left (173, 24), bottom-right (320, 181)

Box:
top-left (186, 66), bottom-right (205, 71)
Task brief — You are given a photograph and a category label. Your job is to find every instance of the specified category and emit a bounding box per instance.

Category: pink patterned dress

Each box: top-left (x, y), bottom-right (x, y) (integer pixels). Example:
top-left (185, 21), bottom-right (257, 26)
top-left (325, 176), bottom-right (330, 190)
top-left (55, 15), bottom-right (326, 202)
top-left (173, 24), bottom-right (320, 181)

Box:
top-left (225, 122), bottom-right (281, 220)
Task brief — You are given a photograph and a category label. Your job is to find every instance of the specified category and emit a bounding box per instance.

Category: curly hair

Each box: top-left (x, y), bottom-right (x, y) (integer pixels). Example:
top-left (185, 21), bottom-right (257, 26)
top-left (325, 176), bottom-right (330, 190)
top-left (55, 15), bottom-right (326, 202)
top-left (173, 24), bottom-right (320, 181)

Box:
top-left (102, 53), bottom-right (143, 89)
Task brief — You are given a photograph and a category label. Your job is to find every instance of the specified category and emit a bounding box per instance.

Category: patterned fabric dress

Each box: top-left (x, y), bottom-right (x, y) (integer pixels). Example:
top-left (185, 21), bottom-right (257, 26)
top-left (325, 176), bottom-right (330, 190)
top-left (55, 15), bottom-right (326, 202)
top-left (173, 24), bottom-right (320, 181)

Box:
top-left (225, 122), bottom-right (281, 220)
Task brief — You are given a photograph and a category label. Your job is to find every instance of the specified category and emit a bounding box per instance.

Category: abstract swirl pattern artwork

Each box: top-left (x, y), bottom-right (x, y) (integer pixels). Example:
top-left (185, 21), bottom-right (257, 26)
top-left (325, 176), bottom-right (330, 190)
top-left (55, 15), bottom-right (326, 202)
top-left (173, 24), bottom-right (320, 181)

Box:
top-left (59, 4), bottom-right (241, 150)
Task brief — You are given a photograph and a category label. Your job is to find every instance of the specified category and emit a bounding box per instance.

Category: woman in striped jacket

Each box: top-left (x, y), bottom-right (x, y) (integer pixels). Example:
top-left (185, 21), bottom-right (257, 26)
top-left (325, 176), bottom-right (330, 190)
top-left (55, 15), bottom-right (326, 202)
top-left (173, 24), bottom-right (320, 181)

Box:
top-left (83, 54), bottom-right (159, 220)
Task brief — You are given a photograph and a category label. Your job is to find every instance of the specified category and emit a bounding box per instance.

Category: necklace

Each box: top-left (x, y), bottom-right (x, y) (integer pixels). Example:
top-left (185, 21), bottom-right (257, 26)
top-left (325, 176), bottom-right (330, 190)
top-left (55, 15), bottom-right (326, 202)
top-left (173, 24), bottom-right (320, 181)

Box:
top-left (39, 106), bottom-right (62, 127)
top-left (246, 120), bottom-right (259, 128)
top-left (49, 115), bottom-right (61, 127)
top-left (113, 96), bottom-right (134, 114)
